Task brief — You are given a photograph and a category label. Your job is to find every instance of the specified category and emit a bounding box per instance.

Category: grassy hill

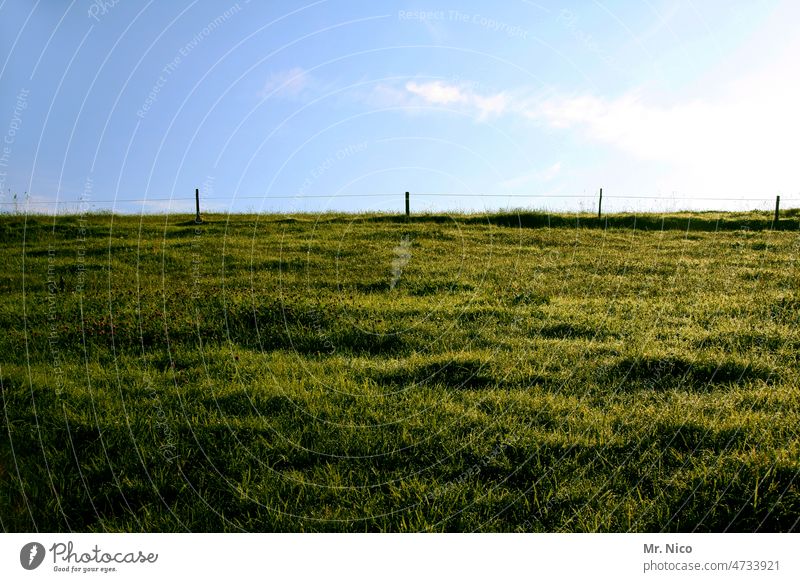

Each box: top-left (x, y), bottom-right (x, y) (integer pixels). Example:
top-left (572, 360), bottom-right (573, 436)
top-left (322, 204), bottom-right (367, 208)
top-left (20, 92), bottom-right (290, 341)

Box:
top-left (1, 209), bottom-right (799, 531)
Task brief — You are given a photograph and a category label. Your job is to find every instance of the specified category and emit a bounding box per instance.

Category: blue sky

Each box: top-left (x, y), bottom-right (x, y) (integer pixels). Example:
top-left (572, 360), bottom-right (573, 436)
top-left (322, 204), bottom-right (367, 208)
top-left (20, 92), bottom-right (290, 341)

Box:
top-left (0, 0), bottom-right (797, 214)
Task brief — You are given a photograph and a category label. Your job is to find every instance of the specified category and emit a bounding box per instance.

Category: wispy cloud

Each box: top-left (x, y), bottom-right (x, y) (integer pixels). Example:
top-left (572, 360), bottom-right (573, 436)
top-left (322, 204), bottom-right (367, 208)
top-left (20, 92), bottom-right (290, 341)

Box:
top-left (405, 80), bottom-right (467, 105)
top-left (402, 80), bottom-right (509, 120)
top-left (322, 24), bottom-right (799, 197)
top-left (526, 75), bottom-right (800, 193)
top-left (260, 67), bottom-right (312, 98)
top-left (390, 46), bottom-right (800, 194)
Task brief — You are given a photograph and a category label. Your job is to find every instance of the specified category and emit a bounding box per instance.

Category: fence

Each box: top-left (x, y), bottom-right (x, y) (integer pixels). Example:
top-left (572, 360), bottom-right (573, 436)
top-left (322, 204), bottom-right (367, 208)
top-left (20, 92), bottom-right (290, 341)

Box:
top-left (1, 189), bottom-right (798, 225)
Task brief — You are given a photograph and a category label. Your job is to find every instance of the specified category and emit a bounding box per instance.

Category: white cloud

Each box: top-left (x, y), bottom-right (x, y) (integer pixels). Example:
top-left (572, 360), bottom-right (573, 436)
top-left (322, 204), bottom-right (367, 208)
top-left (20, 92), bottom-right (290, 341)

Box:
top-left (521, 28), bottom-right (800, 196)
top-left (260, 67), bottom-right (311, 98)
top-left (405, 81), bottom-right (466, 105)
top-left (402, 80), bottom-right (508, 121)
top-left (359, 26), bottom-right (800, 197)
top-left (526, 76), bottom-right (800, 194)
top-left (473, 92), bottom-right (509, 119)
top-left (394, 40), bottom-right (800, 196)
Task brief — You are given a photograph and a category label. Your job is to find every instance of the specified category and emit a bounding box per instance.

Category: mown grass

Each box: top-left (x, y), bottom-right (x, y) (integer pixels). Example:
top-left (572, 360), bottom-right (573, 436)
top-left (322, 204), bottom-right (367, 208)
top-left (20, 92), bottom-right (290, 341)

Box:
top-left (1, 209), bottom-right (799, 532)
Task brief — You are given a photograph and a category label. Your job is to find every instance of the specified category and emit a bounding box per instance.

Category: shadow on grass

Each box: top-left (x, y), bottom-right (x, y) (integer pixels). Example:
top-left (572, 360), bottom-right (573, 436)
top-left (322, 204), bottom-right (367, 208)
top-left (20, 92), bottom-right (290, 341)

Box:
top-left (355, 210), bottom-right (800, 232)
top-left (610, 355), bottom-right (775, 389)
top-left (374, 356), bottom-right (495, 389)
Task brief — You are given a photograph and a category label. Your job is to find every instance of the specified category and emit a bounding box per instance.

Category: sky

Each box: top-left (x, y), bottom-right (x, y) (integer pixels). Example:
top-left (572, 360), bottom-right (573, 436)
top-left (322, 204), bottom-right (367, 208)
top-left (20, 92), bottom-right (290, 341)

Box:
top-left (0, 0), bottom-right (798, 215)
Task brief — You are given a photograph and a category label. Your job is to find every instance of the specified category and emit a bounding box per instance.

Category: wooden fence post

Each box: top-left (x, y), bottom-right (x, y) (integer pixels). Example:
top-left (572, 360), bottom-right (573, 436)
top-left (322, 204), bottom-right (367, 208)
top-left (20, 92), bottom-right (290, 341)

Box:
top-left (405, 191), bottom-right (410, 218)
top-left (774, 195), bottom-right (780, 226)
top-left (195, 188), bottom-right (202, 223)
top-left (598, 187), bottom-right (603, 219)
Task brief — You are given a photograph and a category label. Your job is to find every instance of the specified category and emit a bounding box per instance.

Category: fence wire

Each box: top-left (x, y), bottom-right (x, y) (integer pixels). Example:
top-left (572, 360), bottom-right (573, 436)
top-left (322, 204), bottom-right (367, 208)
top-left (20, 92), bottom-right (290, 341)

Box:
top-left (1, 192), bottom-right (798, 206)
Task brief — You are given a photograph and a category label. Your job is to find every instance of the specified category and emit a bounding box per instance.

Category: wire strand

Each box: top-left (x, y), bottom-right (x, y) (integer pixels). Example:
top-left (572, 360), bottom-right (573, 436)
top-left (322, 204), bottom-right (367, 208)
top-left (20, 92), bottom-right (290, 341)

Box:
top-left (1, 193), bottom-right (797, 205)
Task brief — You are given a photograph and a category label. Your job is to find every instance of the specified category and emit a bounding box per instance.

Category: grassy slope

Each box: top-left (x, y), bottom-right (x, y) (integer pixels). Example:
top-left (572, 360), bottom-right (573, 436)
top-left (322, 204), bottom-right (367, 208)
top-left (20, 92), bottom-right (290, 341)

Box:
top-left (1, 210), bottom-right (799, 532)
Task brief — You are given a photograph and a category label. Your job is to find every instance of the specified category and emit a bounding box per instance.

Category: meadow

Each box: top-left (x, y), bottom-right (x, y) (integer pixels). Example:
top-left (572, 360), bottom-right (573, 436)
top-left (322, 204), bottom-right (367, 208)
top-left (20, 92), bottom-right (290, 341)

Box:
top-left (1, 209), bottom-right (799, 532)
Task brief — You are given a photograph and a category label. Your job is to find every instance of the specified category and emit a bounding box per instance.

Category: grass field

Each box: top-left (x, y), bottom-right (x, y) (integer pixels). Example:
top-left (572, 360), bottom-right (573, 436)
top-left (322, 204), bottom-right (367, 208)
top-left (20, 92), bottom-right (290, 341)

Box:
top-left (1, 209), bottom-right (799, 532)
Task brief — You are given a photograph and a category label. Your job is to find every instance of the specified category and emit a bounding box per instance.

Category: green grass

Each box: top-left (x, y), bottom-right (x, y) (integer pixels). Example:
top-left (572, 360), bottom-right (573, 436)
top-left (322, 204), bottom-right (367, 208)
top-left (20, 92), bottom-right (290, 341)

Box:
top-left (1, 209), bottom-right (799, 532)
